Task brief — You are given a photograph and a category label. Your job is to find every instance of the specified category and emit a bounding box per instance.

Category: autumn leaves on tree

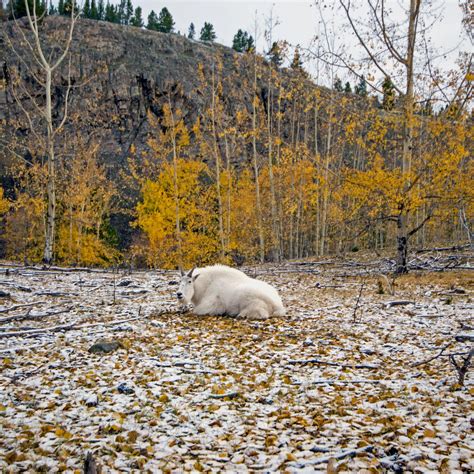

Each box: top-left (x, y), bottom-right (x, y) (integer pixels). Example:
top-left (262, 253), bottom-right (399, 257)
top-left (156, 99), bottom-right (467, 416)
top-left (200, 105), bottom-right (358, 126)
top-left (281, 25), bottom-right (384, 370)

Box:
top-left (0, 1), bottom-right (472, 268)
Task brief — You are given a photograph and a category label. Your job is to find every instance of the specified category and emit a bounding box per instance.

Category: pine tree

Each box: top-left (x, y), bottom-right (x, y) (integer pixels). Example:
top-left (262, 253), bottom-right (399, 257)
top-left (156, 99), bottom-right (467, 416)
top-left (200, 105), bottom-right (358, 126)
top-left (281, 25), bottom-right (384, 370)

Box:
top-left (58, 0), bottom-right (64, 15)
top-left (104, 1), bottom-right (117, 22)
top-left (130, 6), bottom-right (143, 27)
top-left (82, 0), bottom-right (91, 18)
top-left (12, 0), bottom-right (45, 18)
top-left (382, 75), bottom-right (396, 110)
top-left (90, 0), bottom-right (98, 19)
top-left (344, 81), bottom-right (352, 94)
top-left (97, 0), bottom-right (104, 20)
top-left (200, 22), bottom-right (216, 41)
top-left (290, 46), bottom-right (303, 70)
top-left (156, 6), bottom-right (174, 33)
top-left (334, 77), bottom-right (343, 92)
top-left (48, 1), bottom-right (57, 14)
top-left (232, 29), bottom-right (254, 52)
top-left (146, 9), bottom-right (158, 30)
top-left (355, 75), bottom-right (368, 96)
top-left (268, 41), bottom-right (283, 67)
top-left (125, 0), bottom-right (132, 24)
top-left (188, 22), bottom-right (195, 39)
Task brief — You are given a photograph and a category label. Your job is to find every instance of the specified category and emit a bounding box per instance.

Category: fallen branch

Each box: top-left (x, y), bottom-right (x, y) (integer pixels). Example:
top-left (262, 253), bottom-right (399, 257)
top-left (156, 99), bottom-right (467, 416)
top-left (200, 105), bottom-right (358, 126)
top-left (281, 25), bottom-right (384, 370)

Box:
top-left (288, 358), bottom-right (380, 370)
top-left (0, 301), bottom-right (47, 314)
top-left (288, 445), bottom-right (374, 468)
top-left (0, 306), bottom-right (73, 325)
top-left (208, 391), bottom-right (239, 399)
top-left (310, 379), bottom-right (382, 385)
top-left (385, 300), bottom-right (415, 308)
top-left (411, 343), bottom-right (452, 367)
top-left (449, 348), bottom-right (474, 386)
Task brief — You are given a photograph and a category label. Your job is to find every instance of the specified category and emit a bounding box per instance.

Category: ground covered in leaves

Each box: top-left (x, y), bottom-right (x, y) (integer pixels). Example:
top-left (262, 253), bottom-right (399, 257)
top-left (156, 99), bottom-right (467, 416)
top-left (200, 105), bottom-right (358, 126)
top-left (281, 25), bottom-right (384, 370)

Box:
top-left (0, 256), bottom-right (473, 473)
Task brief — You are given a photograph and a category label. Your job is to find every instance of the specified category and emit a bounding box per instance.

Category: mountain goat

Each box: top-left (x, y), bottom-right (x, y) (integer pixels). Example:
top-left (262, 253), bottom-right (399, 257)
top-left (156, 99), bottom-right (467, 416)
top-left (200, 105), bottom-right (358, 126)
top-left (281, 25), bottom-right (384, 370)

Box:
top-left (176, 265), bottom-right (286, 320)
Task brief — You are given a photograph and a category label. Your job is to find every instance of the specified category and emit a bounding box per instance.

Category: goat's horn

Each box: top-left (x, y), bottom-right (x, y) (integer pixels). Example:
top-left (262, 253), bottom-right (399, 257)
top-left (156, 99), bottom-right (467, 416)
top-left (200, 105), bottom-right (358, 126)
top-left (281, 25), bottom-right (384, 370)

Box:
top-left (187, 267), bottom-right (195, 277)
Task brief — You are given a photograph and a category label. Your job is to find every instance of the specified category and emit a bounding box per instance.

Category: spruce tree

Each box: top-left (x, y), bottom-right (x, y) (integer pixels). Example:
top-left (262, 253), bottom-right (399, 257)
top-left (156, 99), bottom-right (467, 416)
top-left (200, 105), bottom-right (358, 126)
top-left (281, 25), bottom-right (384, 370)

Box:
top-left (12, 0), bottom-right (45, 18)
top-left (97, 0), bottom-right (104, 20)
top-left (268, 41), bottom-right (283, 67)
top-left (200, 22), bottom-right (216, 41)
top-left (90, 0), bottom-right (98, 19)
top-left (125, 0), bottom-right (132, 24)
top-left (355, 75), bottom-right (368, 97)
top-left (188, 22), bottom-right (195, 39)
top-left (156, 6), bottom-right (174, 33)
top-left (291, 46), bottom-right (303, 70)
top-left (48, 1), bottom-right (57, 15)
top-left (334, 77), bottom-right (343, 92)
top-left (131, 6), bottom-right (143, 27)
top-left (382, 75), bottom-right (396, 110)
top-left (82, 0), bottom-right (91, 18)
top-left (58, 0), bottom-right (64, 15)
top-left (146, 9), bottom-right (158, 30)
top-left (104, 0), bottom-right (117, 22)
top-left (232, 29), bottom-right (245, 52)
top-left (344, 81), bottom-right (352, 94)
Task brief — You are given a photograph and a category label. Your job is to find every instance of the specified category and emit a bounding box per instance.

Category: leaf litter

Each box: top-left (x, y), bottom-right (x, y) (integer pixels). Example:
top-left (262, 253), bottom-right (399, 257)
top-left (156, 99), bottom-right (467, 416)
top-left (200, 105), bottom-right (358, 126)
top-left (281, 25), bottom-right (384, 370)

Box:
top-left (0, 261), bottom-right (472, 472)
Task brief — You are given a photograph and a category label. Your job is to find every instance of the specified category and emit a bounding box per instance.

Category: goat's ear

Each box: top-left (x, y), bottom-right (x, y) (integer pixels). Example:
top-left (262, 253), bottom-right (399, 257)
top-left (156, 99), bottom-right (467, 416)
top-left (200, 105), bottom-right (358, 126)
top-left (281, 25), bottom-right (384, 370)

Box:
top-left (192, 273), bottom-right (199, 281)
top-left (187, 267), bottom-right (196, 277)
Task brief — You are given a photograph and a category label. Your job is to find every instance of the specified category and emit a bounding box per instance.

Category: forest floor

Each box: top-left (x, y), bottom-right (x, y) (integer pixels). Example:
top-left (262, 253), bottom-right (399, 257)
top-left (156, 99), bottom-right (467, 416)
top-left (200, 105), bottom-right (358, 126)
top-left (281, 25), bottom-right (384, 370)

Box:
top-left (0, 252), bottom-right (473, 473)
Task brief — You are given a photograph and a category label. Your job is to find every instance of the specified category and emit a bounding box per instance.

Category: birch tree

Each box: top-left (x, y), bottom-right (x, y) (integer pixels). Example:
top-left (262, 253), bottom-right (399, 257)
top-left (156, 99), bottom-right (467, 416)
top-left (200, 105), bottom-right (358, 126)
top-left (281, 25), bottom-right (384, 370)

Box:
top-left (5, 0), bottom-right (78, 264)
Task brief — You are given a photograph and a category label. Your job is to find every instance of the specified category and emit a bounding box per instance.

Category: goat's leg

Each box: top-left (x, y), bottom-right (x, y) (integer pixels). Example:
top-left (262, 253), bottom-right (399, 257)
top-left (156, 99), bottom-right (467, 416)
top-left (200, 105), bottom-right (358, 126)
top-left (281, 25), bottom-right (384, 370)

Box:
top-left (238, 301), bottom-right (270, 320)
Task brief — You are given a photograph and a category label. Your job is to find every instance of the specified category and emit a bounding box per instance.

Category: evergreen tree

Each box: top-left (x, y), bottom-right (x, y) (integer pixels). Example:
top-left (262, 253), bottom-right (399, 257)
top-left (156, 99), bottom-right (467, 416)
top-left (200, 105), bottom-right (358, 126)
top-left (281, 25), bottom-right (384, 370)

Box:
top-left (125, 0), bottom-right (132, 24)
top-left (117, 0), bottom-right (125, 23)
top-left (104, 0), bottom-right (117, 22)
top-left (188, 22), bottom-right (195, 39)
top-left (291, 46), bottom-right (303, 70)
top-left (90, 0), bottom-right (98, 19)
top-left (334, 77), bottom-right (343, 92)
top-left (268, 41), bottom-right (283, 67)
top-left (344, 81), bottom-right (352, 94)
top-left (355, 75), bottom-right (368, 96)
top-left (130, 6), bottom-right (143, 27)
top-left (82, 0), bottom-right (91, 18)
top-left (200, 22), bottom-right (216, 41)
top-left (97, 0), bottom-right (104, 20)
top-left (48, 1), bottom-right (57, 15)
top-left (146, 9), bottom-right (158, 30)
top-left (232, 29), bottom-right (254, 52)
top-left (58, 0), bottom-right (64, 15)
top-left (11, 0), bottom-right (45, 18)
top-left (63, 0), bottom-right (78, 16)
top-left (156, 6), bottom-right (174, 33)
top-left (382, 75), bottom-right (396, 110)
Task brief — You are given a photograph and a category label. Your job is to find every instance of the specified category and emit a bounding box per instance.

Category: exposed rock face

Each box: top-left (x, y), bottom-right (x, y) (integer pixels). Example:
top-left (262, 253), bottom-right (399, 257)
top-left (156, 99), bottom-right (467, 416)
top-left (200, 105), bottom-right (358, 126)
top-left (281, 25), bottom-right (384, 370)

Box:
top-left (1, 17), bottom-right (254, 169)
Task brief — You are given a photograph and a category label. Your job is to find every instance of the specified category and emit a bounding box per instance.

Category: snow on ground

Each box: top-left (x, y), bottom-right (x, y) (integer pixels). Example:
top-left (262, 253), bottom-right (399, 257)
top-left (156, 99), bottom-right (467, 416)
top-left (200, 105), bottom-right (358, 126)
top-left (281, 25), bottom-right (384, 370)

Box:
top-left (0, 259), bottom-right (472, 473)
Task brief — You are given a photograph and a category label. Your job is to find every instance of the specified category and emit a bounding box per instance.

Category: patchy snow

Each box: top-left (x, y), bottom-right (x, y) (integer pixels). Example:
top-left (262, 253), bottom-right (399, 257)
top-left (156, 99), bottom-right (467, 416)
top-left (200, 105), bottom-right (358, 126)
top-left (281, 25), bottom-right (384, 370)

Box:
top-left (0, 260), bottom-right (472, 472)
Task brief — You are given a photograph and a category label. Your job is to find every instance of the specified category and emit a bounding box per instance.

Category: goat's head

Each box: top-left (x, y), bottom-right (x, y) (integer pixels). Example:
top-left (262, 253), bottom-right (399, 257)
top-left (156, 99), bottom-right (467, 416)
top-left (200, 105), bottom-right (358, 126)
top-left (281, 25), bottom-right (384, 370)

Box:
top-left (176, 267), bottom-right (199, 303)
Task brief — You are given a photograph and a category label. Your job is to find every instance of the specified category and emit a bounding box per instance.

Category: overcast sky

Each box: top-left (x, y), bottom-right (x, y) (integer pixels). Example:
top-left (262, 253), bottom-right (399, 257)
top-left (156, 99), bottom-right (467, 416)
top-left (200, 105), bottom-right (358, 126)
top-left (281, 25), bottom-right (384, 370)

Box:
top-left (136, 0), bottom-right (471, 87)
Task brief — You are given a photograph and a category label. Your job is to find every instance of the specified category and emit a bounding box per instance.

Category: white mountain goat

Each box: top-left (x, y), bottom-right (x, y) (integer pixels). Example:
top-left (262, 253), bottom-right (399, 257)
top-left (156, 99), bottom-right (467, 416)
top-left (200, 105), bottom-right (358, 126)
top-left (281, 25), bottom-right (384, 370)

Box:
top-left (176, 265), bottom-right (286, 320)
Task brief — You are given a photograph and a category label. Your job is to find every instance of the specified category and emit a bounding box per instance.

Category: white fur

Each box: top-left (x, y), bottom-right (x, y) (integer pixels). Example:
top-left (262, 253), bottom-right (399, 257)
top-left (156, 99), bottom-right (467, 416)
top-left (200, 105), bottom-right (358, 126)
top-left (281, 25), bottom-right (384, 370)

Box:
top-left (177, 265), bottom-right (286, 320)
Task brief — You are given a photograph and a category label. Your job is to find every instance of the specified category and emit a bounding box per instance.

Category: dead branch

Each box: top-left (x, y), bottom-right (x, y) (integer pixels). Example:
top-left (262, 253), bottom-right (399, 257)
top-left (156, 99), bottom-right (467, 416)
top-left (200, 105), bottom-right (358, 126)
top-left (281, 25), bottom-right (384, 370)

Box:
top-left (0, 301), bottom-right (47, 314)
top-left (288, 445), bottom-right (374, 468)
top-left (449, 348), bottom-right (474, 386)
top-left (0, 306), bottom-right (73, 325)
top-left (411, 343), bottom-right (452, 367)
top-left (288, 358), bottom-right (380, 370)
top-left (385, 300), bottom-right (415, 308)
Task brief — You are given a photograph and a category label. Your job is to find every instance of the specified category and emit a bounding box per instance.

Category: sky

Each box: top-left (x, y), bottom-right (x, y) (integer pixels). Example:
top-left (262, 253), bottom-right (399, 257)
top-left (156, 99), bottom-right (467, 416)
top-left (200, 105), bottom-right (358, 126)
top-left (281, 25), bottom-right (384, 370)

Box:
top-left (137, 0), bottom-right (470, 88)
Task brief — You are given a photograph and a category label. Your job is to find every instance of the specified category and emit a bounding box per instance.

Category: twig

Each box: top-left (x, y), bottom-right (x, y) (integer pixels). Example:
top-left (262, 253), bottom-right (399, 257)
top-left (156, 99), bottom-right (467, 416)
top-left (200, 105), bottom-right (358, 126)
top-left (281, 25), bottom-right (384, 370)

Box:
top-left (352, 277), bottom-right (366, 323)
top-left (288, 359), bottom-right (380, 370)
top-left (449, 348), bottom-right (474, 386)
top-left (0, 301), bottom-right (47, 314)
top-left (385, 300), bottom-right (415, 308)
top-left (411, 343), bottom-right (452, 367)
top-left (0, 306), bottom-right (73, 325)
top-left (310, 379), bottom-right (382, 385)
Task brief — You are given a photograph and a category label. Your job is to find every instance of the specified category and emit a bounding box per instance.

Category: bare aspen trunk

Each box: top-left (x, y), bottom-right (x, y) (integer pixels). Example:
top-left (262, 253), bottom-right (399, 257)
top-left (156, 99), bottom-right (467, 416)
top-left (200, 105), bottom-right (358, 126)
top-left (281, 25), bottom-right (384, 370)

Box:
top-left (252, 54), bottom-right (265, 263)
top-left (396, 0), bottom-right (418, 274)
top-left (42, 68), bottom-right (56, 264)
top-left (267, 66), bottom-right (280, 262)
top-left (224, 134), bottom-right (232, 248)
